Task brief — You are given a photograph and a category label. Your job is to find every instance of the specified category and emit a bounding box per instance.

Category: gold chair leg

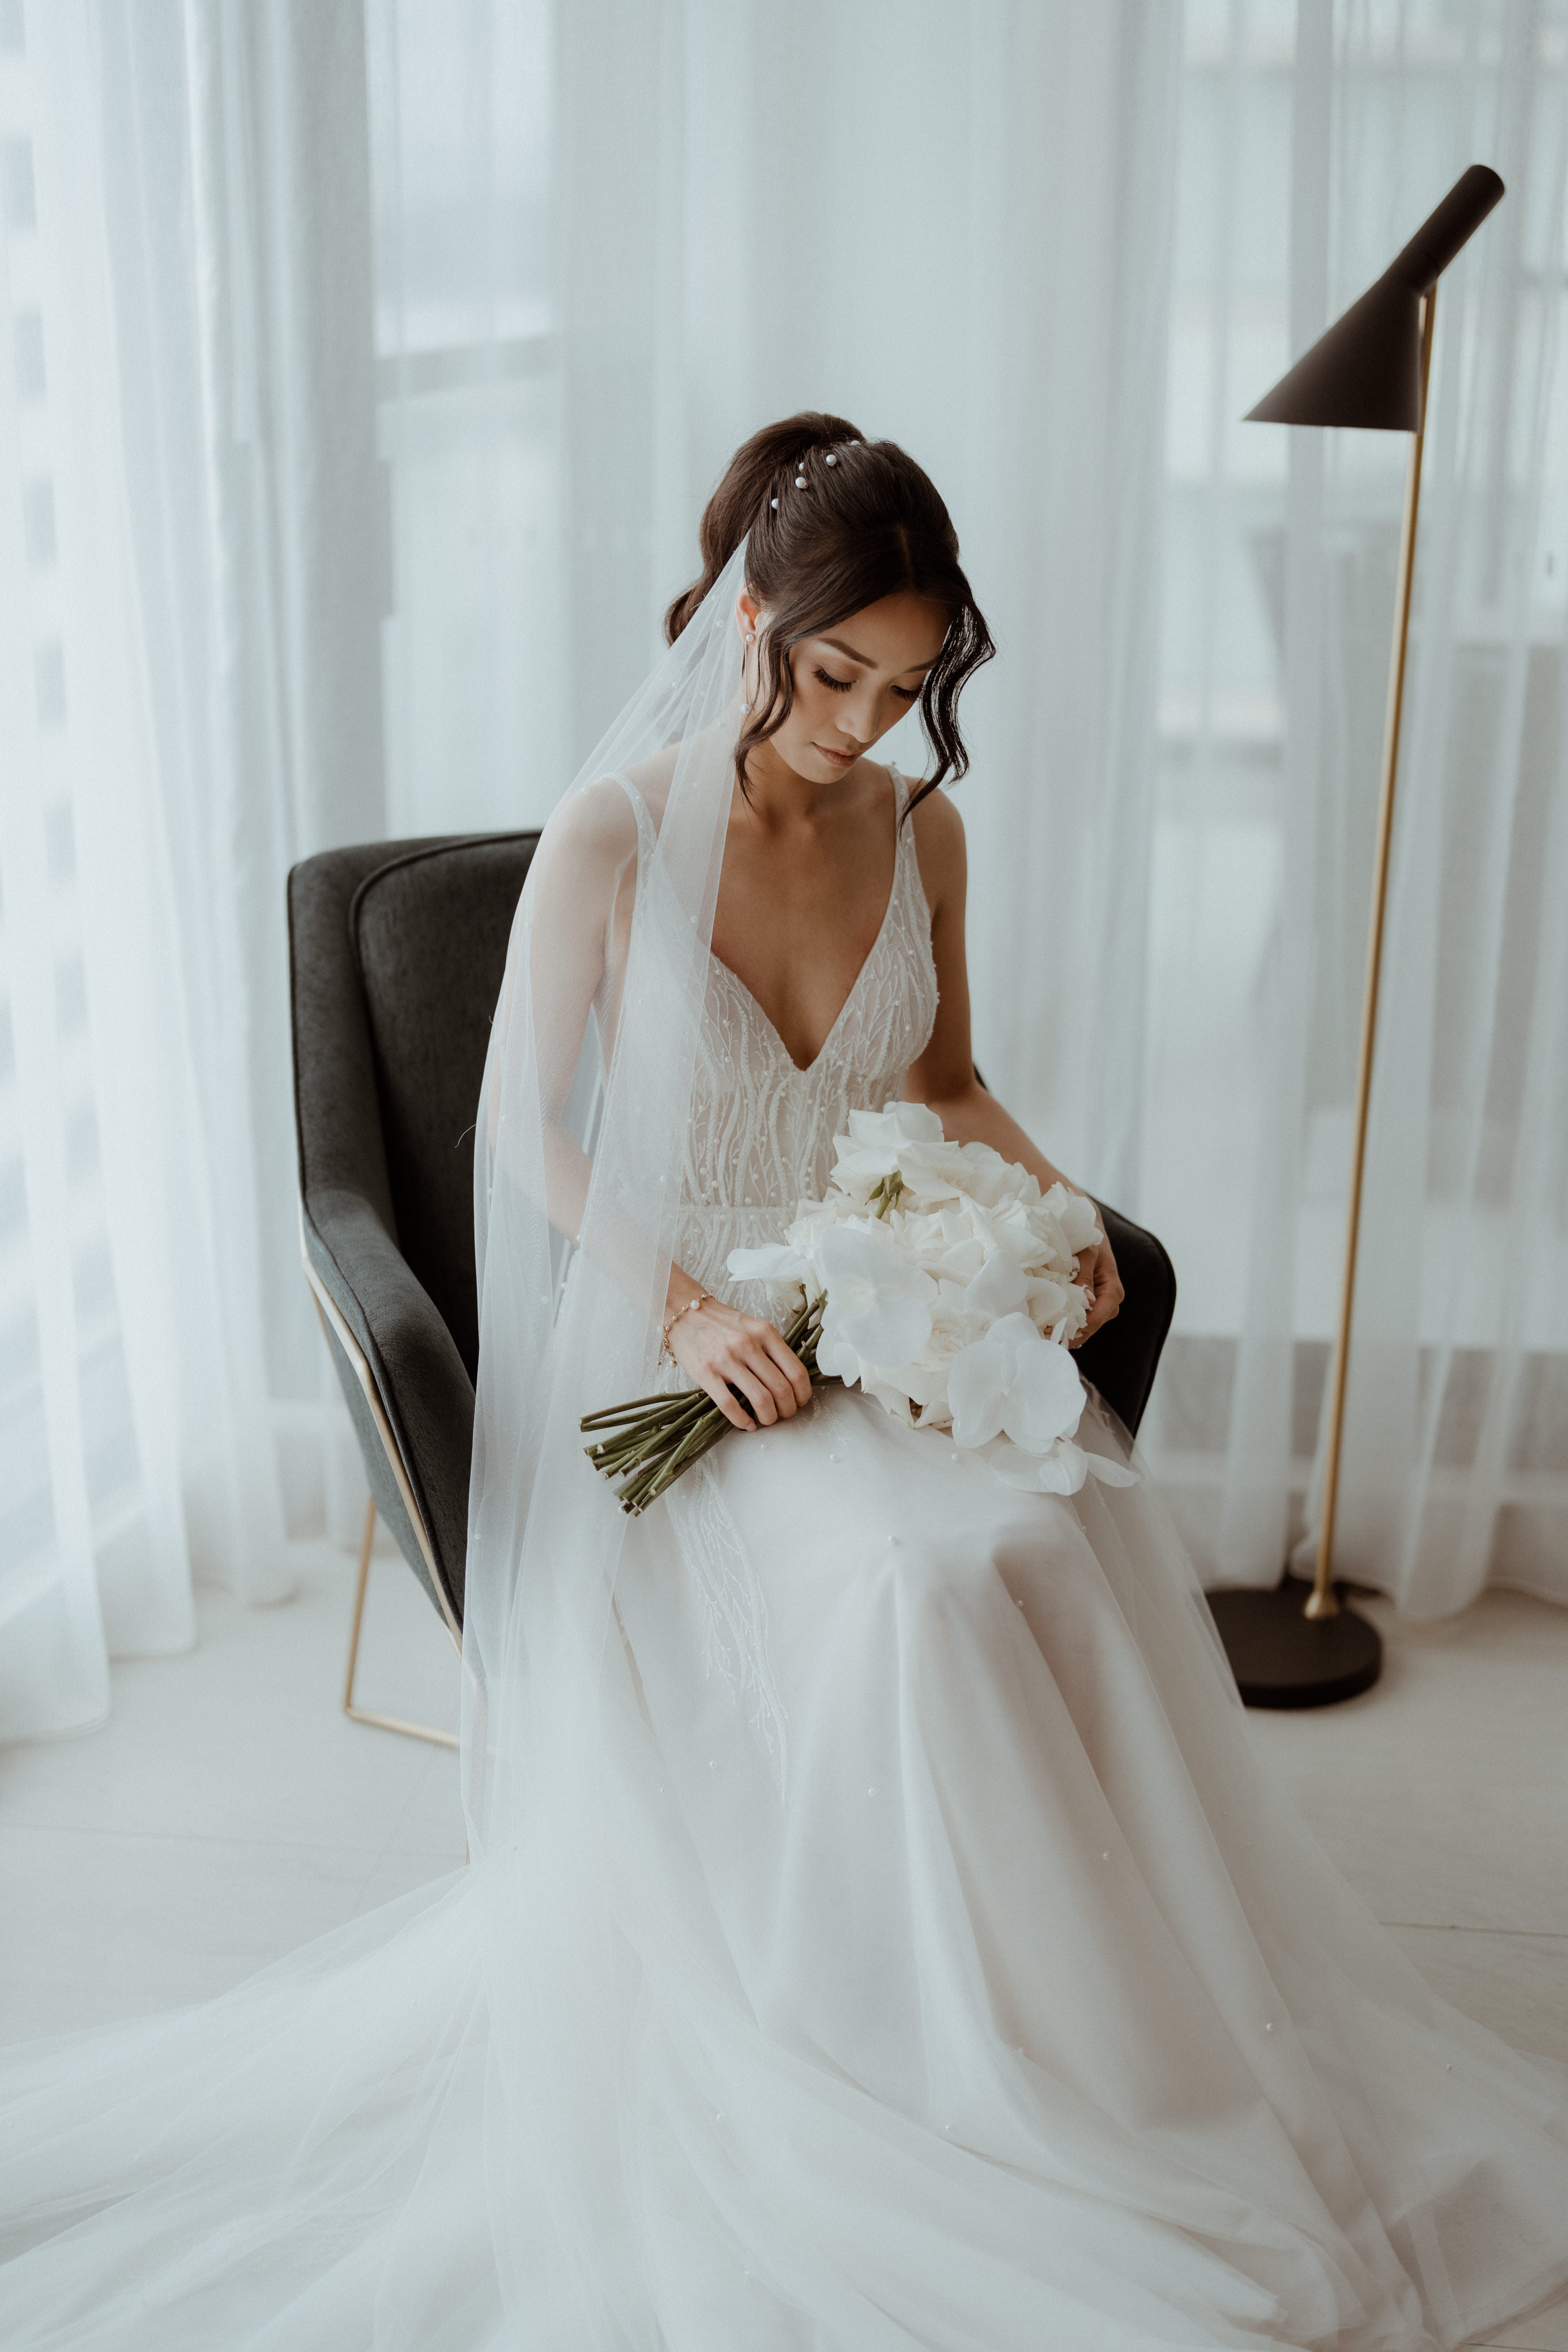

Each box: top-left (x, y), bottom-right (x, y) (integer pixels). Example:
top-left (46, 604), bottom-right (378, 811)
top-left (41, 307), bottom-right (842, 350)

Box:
top-left (342, 1499), bottom-right (459, 1749)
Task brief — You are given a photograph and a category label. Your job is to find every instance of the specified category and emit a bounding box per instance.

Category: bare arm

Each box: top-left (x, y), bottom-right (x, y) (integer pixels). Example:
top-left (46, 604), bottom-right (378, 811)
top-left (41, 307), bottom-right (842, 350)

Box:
top-left (901, 792), bottom-right (1123, 1347)
top-left (509, 784), bottom-right (809, 1429)
top-left (500, 781), bottom-right (633, 1248)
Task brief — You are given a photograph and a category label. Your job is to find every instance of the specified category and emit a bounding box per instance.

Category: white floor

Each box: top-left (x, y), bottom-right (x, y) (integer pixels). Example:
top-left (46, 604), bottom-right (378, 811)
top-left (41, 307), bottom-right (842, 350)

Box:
top-left (0, 1532), bottom-right (466, 2036)
top-left (0, 1542), bottom-right (1564, 2346)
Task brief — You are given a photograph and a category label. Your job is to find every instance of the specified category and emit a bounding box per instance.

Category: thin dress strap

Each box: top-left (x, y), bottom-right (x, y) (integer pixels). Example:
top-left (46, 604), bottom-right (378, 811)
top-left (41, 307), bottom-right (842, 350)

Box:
top-left (889, 763), bottom-right (918, 883)
top-left (888, 761), bottom-right (933, 935)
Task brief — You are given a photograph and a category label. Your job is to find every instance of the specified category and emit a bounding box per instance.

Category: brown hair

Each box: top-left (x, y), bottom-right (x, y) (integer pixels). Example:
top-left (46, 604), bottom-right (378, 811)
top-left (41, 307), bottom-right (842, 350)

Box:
top-left (665, 412), bottom-right (994, 813)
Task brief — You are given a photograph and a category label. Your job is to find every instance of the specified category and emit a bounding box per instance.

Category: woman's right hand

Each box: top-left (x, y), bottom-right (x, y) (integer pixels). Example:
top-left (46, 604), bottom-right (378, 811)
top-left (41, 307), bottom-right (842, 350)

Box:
top-left (667, 1293), bottom-right (812, 1431)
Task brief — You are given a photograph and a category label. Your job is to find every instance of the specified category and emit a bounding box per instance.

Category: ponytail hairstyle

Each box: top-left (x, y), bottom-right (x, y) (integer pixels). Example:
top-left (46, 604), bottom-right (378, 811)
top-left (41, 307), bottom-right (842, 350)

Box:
top-left (665, 412), bottom-right (994, 814)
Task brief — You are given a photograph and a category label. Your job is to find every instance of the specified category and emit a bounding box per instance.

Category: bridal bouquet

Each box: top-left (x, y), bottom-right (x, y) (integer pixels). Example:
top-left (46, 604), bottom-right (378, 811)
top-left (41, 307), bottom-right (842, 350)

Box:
top-left (581, 1104), bottom-right (1136, 1514)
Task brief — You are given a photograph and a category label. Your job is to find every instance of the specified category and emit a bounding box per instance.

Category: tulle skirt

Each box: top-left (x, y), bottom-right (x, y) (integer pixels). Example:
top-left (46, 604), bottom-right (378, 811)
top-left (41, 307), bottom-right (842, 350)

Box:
top-left (2, 1386), bottom-right (1566, 2349)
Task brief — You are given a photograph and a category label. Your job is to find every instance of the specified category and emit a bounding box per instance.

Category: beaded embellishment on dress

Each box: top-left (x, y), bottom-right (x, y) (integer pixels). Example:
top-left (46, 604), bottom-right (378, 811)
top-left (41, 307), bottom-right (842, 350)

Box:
top-left (671, 765), bottom-right (938, 1319)
top-left (611, 763), bottom-right (937, 1791)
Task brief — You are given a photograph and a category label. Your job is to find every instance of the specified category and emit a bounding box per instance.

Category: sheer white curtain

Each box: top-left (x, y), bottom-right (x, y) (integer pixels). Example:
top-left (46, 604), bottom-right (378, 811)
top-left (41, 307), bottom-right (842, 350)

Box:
top-left (0, 0), bottom-right (386, 1740)
top-left (363, 0), bottom-right (1186, 1176)
top-left (1324, 1), bottom-right (1568, 1612)
top-left (1144, 0), bottom-right (1568, 1613)
top-left (363, 0), bottom-right (1182, 840)
top-left (0, 0), bottom-right (195, 1741)
top-left (4, 0), bottom-right (1565, 1749)
top-left (367, 0), bottom-right (1567, 1616)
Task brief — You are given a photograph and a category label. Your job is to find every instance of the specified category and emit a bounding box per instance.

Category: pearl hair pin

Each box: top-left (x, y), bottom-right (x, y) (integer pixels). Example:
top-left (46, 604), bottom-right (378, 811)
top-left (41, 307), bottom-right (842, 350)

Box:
top-left (824, 451), bottom-right (838, 465)
top-left (794, 473), bottom-right (806, 488)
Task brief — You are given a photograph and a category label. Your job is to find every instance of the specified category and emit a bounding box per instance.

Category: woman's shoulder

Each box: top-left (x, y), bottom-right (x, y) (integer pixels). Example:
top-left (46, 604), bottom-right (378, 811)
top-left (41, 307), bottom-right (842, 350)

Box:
top-left (536, 776), bottom-right (645, 883)
top-left (871, 756), bottom-right (961, 830)
top-left (891, 768), bottom-right (966, 913)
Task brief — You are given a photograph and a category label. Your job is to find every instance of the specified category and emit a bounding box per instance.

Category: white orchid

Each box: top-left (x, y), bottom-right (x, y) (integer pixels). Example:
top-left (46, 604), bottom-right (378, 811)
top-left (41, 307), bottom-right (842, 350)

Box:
top-left (980, 1433), bottom-right (1138, 1496)
top-left (597, 1108), bottom-right (1130, 1517)
top-left (947, 1314), bottom-right (1086, 1454)
top-left (814, 1223), bottom-right (936, 1381)
top-left (829, 1101), bottom-right (945, 1200)
top-left (717, 1100), bottom-right (1136, 1502)
top-left (725, 1239), bottom-right (812, 1288)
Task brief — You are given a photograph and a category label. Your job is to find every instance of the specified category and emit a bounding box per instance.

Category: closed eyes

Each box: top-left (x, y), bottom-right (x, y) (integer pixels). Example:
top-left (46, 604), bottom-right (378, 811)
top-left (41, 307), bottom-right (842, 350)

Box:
top-left (813, 667), bottom-right (921, 704)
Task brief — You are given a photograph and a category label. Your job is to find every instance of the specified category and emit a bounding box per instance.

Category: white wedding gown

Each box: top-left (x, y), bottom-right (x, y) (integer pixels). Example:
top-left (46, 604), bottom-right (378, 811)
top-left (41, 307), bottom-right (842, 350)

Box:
top-left (2, 767), bottom-right (1566, 2350)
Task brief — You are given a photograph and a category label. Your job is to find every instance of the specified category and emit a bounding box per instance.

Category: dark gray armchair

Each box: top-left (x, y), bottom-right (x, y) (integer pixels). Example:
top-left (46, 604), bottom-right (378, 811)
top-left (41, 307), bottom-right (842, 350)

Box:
top-left (289, 832), bottom-right (540, 1739)
top-left (288, 834), bottom-right (1176, 1740)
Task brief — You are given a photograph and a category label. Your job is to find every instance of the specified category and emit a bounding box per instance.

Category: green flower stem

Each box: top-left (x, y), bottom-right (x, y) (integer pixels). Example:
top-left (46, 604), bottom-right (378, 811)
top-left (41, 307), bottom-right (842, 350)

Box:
top-left (581, 1289), bottom-right (828, 1515)
top-left (625, 1414), bottom-right (719, 1512)
top-left (591, 1398), bottom-right (698, 1434)
top-left (580, 1392), bottom-right (707, 1431)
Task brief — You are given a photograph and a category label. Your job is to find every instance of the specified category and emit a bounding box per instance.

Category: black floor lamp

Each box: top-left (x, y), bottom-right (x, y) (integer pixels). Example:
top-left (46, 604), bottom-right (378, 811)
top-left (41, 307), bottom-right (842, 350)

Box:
top-left (1207, 165), bottom-right (1505, 1708)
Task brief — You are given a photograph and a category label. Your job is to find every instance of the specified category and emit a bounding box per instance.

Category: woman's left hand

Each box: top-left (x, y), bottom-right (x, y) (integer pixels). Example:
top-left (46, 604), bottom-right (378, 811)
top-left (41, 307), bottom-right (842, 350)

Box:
top-left (1072, 1227), bottom-right (1123, 1349)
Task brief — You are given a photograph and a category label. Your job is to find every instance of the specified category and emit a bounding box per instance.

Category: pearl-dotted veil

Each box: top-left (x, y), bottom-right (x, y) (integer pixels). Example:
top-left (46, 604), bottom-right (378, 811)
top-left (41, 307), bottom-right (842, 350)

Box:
top-left (463, 542), bottom-right (757, 2319)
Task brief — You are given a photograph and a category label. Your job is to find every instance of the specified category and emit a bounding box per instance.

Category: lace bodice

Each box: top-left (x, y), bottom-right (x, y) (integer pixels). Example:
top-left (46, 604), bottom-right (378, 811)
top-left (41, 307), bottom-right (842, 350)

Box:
top-left (668, 766), bottom-right (939, 1317)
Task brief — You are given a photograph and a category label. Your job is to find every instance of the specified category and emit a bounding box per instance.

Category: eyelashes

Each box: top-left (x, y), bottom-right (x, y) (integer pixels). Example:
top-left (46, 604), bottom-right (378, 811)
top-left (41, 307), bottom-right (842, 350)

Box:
top-left (812, 667), bottom-right (921, 704)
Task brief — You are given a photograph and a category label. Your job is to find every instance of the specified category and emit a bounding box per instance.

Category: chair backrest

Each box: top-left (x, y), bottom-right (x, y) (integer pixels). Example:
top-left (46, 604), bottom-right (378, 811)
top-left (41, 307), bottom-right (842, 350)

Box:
top-left (350, 835), bottom-right (540, 1382)
top-left (1076, 1204), bottom-right (1176, 1442)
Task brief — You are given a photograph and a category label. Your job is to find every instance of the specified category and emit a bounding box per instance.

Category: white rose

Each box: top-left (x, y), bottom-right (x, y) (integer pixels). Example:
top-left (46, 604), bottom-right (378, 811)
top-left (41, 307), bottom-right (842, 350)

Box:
top-left (896, 1208), bottom-right (983, 1287)
top-left (1023, 1273), bottom-right (1079, 1340)
top-left (963, 1250), bottom-right (1032, 1321)
top-left (942, 1139), bottom-right (1025, 1209)
top-left (983, 1194), bottom-right (1048, 1267)
top-left (902, 1305), bottom-right (980, 1416)
top-left (787, 1195), bottom-right (859, 1249)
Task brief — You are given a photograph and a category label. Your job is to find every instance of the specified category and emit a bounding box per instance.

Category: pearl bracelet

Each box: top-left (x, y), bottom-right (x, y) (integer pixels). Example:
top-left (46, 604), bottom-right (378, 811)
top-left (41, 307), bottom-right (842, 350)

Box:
top-left (661, 1290), bottom-right (712, 1365)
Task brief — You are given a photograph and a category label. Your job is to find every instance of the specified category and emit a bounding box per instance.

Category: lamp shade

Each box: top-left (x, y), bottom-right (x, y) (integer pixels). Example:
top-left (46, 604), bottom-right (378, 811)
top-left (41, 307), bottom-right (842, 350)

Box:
top-left (1245, 164), bottom-right (1504, 430)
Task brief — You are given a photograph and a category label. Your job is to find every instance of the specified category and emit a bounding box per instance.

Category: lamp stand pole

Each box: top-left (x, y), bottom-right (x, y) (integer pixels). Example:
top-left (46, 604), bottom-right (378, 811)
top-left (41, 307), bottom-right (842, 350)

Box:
top-left (1305, 287), bottom-right (1436, 1621)
top-left (1210, 166), bottom-right (1502, 1705)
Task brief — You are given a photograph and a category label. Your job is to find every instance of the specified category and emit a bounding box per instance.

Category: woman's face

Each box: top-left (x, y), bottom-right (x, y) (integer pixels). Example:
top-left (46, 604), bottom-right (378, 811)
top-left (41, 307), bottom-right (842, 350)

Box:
top-left (739, 589), bottom-right (949, 785)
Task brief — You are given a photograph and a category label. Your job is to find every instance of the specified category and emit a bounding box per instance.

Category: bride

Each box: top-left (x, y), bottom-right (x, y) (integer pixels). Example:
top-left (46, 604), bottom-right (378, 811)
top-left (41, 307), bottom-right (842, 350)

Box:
top-left (3, 413), bottom-right (1566, 2350)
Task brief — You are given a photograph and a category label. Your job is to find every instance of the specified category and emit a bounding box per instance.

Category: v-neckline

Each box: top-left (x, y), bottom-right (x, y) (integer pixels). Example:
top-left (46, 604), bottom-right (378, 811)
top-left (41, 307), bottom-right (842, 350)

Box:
top-left (708, 770), bottom-right (904, 1077)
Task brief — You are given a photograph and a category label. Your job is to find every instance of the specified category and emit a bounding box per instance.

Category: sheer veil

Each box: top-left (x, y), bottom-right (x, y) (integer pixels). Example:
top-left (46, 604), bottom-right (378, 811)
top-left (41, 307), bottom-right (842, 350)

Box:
top-left (0, 548), bottom-right (767, 2348)
top-left (4, 535), bottom-right (1568, 2352)
top-left (465, 536), bottom-right (749, 1842)
top-left (460, 541), bottom-right (758, 2318)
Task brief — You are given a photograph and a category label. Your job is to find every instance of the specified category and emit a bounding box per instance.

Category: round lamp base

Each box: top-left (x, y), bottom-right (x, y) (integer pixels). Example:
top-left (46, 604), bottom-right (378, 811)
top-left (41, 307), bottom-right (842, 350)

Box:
top-left (1207, 1574), bottom-right (1383, 1709)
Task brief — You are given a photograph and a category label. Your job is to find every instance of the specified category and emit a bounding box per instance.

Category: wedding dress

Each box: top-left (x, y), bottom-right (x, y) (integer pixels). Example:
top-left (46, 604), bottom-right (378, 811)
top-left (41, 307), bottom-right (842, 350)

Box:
top-left (2, 551), bottom-right (1566, 2350)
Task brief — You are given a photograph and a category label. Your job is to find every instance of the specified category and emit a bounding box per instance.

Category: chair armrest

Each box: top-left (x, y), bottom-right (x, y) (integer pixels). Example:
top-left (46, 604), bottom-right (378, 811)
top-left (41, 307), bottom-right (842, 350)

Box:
top-left (1077, 1202), bottom-right (1177, 1442)
top-left (303, 1184), bottom-right (473, 1625)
